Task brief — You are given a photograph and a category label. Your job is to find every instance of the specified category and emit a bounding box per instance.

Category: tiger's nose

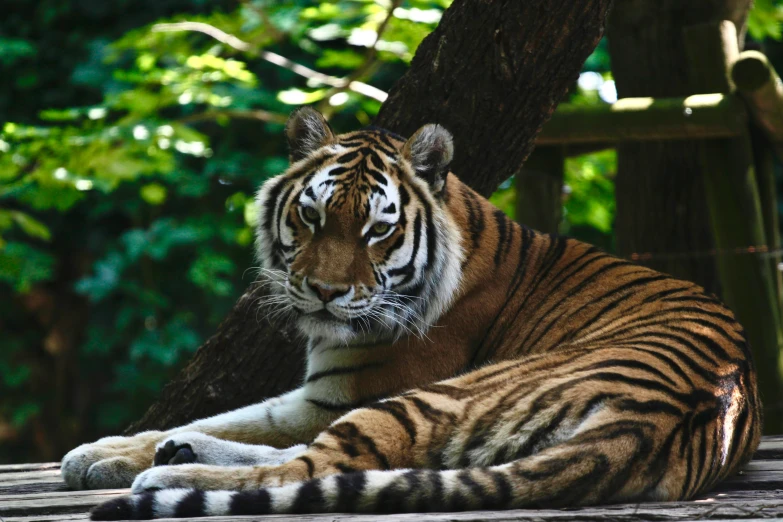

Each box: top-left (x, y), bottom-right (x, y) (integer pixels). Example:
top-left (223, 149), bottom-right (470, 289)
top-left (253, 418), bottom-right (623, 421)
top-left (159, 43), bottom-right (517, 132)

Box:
top-left (307, 281), bottom-right (349, 303)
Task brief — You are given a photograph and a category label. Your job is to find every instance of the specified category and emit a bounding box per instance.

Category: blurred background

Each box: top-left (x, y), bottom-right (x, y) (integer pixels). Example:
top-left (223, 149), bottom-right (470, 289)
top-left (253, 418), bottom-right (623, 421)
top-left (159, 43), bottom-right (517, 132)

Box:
top-left (2, 0), bottom-right (783, 464)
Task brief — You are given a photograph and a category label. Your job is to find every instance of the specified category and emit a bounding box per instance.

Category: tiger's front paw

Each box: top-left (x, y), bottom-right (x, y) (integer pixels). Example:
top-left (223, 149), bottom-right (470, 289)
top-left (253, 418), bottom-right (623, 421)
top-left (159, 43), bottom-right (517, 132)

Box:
top-left (131, 464), bottom-right (255, 493)
top-left (61, 431), bottom-right (165, 490)
top-left (153, 431), bottom-right (307, 467)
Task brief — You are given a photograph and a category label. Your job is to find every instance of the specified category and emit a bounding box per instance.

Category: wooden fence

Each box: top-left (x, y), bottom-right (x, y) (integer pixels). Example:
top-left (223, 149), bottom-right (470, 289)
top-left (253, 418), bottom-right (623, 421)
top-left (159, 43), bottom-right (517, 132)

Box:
top-left (520, 21), bottom-right (783, 429)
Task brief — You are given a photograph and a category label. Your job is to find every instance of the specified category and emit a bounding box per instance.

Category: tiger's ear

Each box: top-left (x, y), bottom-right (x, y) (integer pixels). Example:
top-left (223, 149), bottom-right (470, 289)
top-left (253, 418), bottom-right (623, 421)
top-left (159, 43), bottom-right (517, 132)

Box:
top-left (402, 124), bottom-right (454, 196)
top-left (285, 107), bottom-right (335, 162)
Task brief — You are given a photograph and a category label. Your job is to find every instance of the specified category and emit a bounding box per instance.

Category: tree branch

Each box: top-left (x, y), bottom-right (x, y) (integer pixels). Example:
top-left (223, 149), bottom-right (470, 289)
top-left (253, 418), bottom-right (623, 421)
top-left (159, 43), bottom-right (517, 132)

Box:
top-left (317, 0), bottom-right (403, 113)
top-left (151, 21), bottom-right (388, 102)
top-left (177, 109), bottom-right (289, 125)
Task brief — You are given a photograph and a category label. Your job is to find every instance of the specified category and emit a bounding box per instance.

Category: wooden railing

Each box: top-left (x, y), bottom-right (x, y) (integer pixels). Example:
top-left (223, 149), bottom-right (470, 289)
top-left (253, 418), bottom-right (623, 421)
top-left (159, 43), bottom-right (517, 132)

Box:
top-left (519, 21), bottom-right (783, 427)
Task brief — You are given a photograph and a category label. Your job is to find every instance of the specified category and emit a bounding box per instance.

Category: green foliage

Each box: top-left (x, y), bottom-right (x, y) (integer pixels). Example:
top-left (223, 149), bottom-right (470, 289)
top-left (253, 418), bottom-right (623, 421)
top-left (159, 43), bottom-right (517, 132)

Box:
top-left (0, 242), bottom-right (55, 293)
top-left (0, 0), bottom-right (448, 463)
top-left (0, 37), bottom-right (36, 67)
top-left (749, 0), bottom-right (783, 41)
top-left (562, 150), bottom-right (617, 251)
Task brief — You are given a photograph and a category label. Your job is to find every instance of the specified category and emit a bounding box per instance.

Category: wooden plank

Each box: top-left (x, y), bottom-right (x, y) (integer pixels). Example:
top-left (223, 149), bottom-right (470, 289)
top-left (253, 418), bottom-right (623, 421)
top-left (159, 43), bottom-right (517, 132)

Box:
top-left (75, 497), bottom-right (783, 522)
top-left (0, 482), bottom-right (70, 496)
top-left (755, 436), bottom-right (783, 459)
top-left (718, 460), bottom-right (783, 491)
top-left (0, 497), bottom-right (781, 520)
top-left (0, 489), bottom-right (128, 518)
top-left (741, 459), bottom-right (783, 471)
top-left (4, 513), bottom-right (781, 522)
top-left (695, 488), bottom-right (783, 501)
top-left (0, 464), bottom-right (59, 474)
top-left (4, 514), bottom-right (88, 522)
top-left (719, 472), bottom-right (783, 490)
top-left (120, 517), bottom-right (782, 522)
top-left (0, 469), bottom-right (69, 496)
top-left (0, 470), bottom-right (63, 484)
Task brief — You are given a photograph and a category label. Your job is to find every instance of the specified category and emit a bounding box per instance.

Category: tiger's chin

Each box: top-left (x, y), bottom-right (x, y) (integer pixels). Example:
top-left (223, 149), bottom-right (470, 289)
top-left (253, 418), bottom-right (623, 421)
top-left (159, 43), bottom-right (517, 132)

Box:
top-left (296, 309), bottom-right (391, 345)
top-left (297, 312), bottom-right (361, 345)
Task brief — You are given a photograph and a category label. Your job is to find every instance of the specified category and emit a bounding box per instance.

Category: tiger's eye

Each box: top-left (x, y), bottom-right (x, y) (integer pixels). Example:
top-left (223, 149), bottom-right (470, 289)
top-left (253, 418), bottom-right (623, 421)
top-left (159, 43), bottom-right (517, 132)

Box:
top-left (303, 206), bottom-right (319, 222)
top-left (372, 222), bottom-right (391, 235)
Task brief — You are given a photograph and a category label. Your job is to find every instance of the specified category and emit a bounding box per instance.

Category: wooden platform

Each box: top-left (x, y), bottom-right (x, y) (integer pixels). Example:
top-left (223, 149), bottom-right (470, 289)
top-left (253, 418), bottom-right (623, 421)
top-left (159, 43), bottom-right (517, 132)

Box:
top-left (2, 436), bottom-right (782, 522)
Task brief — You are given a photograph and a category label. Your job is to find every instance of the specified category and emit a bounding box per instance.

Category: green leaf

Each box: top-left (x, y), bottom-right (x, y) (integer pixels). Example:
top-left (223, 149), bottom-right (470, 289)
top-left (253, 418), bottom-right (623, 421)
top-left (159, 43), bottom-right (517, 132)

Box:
top-left (74, 251), bottom-right (125, 301)
top-left (244, 200), bottom-right (259, 227)
top-left (316, 49), bottom-right (364, 70)
top-left (0, 242), bottom-right (55, 292)
top-left (140, 183), bottom-right (168, 205)
top-left (11, 402), bottom-right (40, 428)
top-left (10, 211), bottom-right (51, 241)
top-left (225, 191), bottom-right (248, 213)
top-left (748, 0), bottom-right (783, 41)
top-left (0, 37), bottom-right (36, 66)
top-left (278, 88), bottom-right (327, 105)
top-left (1, 363), bottom-right (31, 388)
top-left (188, 251), bottom-right (236, 296)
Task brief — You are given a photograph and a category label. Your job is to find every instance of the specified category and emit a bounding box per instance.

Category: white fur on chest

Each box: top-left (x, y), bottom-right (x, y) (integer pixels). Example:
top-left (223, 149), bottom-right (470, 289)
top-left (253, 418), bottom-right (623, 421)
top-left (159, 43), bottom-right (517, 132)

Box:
top-left (303, 338), bottom-right (381, 403)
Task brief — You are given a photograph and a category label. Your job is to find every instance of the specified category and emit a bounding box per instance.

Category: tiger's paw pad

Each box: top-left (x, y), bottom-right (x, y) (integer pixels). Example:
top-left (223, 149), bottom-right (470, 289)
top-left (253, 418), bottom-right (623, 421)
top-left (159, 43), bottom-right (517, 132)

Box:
top-left (152, 432), bottom-right (240, 466)
top-left (153, 440), bottom-right (197, 466)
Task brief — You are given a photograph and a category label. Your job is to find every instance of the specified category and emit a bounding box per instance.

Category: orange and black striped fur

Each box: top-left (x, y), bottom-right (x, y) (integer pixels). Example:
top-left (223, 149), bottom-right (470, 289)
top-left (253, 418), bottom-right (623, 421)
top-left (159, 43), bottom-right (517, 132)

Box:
top-left (81, 108), bottom-right (760, 520)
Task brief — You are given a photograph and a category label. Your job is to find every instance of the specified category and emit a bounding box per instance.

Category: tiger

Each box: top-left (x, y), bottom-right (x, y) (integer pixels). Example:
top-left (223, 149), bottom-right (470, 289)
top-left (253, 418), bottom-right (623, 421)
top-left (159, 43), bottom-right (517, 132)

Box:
top-left (63, 107), bottom-right (760, 520)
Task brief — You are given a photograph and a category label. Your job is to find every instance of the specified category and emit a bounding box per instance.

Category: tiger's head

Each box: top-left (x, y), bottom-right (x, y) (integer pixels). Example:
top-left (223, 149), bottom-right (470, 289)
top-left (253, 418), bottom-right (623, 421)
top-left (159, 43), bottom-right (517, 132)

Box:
top-left (256, 108), bottom-right (464, 344)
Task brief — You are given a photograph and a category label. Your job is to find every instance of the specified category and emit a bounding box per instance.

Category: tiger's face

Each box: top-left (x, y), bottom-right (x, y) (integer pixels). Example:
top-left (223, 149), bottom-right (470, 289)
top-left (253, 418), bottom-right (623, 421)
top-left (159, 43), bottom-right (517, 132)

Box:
top-left (256, 108), bottom-right (463, 344)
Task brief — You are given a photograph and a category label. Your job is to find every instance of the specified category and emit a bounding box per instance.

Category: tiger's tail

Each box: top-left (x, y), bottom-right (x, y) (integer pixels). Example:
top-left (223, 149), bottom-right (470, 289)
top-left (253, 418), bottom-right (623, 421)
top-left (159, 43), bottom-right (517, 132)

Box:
top-left (90, 465), bottom-right (532, 520)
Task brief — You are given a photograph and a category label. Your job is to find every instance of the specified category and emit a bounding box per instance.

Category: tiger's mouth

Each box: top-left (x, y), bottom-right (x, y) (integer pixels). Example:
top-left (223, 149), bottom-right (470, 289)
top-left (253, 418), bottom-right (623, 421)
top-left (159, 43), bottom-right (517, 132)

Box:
top-left (304, 307), bottom-right (377, 332)
top-left (307, 309), bottom-right (344, 323)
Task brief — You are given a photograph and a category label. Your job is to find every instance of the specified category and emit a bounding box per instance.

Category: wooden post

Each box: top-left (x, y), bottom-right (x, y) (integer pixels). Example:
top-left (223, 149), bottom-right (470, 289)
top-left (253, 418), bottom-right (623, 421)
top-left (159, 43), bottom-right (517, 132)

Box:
top-left (749, 125), bottom-right (783, 315)
top-left (607, 1), bottom-right (749, 301)
top-left (732, 50), bottom-right (783, 309)
top-left (684, 21), bottom-right (783, 430)
top-left (732, 50), bottom-right (783, 161)
top-left (514, 147), bottom-right (564, 234)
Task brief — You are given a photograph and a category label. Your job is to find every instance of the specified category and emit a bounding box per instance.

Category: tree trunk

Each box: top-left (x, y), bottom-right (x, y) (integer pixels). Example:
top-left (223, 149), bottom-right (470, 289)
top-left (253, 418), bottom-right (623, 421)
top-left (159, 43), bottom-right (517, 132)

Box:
top-left (607, 0), bottom-right (752, 294)
top-left (127, 0), bottom-right (612, 433)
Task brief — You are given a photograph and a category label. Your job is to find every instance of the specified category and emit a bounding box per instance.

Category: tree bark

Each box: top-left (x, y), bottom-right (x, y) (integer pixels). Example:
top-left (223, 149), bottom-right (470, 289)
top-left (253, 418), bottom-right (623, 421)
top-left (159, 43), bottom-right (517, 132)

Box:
top-left (127, 0), bottom-right (612, 433)
top-left (607, 0), bottom-right (752, 295)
